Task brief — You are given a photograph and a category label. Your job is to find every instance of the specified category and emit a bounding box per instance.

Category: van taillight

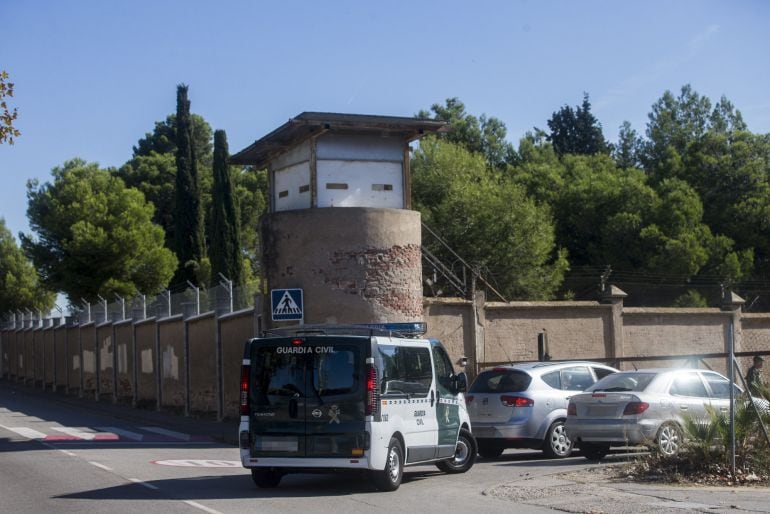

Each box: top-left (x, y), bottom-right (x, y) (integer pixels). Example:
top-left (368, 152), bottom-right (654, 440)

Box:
top-left (465, 395), bottom-right (474, 404)
top-left (501, 395), bottom-right (534, 408)
top-left (240, 364), bottom-right (250, 416)
top-left (366, 364), bottom-right (379, 416)
top-left (622, 401), bottom-right (649, 415)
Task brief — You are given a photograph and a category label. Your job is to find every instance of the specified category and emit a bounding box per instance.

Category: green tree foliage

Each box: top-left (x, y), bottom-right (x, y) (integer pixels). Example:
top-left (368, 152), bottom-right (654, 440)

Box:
top-left (133, 113), bottom-right (213, 165)
top-left (116, 152), bottom-right (176, 249)
top-left (21, 159), bottom-right (177, 304)
top-left (614, 121), bottom-right (642, 169)
top-left (418, 98), bottom-right (515, 168)
top-left (0, 219), bottom-right (54, 313)
top-left (412, 137), bottom-right (568, 299)
top-left (546, 93), bottom-right (610, 157)
top-left (173, 84), bottom-right (206, 286)
top-left (209, 129), bottom-right (243, 287)
top-left (0, 70), bottom-right (20, 145)
top-left (233, 167), bottom-right (268, 284)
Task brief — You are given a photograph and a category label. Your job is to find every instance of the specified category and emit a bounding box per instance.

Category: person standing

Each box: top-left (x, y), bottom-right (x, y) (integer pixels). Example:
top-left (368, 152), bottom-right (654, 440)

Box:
top-left (745, 355), bottom-right (765, 397)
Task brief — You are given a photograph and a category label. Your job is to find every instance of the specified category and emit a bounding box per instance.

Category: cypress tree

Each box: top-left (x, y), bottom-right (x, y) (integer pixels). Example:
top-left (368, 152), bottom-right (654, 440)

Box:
top-left (173, 84), bottom-right (205, 286)
top-left (210, 129), bottom-right (243, 288)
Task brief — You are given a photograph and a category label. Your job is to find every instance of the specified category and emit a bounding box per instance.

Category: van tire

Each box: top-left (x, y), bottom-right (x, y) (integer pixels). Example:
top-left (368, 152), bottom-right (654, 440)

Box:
top-left (436, 429), bottom-right (477, 474)
top-left (373, 437), bottom-right (404, 491)
top-left (251, 469), bottom-right (283, 488)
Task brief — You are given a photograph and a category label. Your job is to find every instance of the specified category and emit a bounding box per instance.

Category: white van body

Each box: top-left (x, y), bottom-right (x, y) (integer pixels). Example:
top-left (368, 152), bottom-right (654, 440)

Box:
top-left (238, 326), bottom-right (476, 490)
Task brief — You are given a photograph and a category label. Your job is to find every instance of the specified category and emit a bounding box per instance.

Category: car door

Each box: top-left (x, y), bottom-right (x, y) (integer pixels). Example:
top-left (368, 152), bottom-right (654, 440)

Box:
top-left (668, 371), bottom-right (711, 424)
top-left (701, 371), bottom-right (737, 416)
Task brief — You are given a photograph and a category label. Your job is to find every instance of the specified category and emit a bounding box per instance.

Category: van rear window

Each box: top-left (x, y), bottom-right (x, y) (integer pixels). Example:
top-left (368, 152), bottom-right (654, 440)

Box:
top-left (250, 341), bottom-right (361, 405)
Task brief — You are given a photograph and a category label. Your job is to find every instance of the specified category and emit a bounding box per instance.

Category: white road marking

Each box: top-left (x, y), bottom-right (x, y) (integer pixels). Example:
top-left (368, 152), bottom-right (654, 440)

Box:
top-left (140, 426), bottom-right (191, 441)
top-left (96, 426), bottom-right (144, 441)
top-left (183, 500), bottom-right (222, 514)
top-left (51, 427), bottom-right (97, 440)
top-left (61, 450), bottom-right (77, 456)
top-left (129, 478), bottom-right (159, 490)
top-left (151, 459), bottom-right (240, 468)
top-left (0, 424), bottom-right (46, 439)
top-left (88, 461), bottom-right (112, 471)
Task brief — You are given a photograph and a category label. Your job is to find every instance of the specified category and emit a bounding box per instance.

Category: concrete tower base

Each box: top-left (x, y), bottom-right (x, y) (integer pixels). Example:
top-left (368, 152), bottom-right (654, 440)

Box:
top-left (262, 207), bottom-right (422, 326)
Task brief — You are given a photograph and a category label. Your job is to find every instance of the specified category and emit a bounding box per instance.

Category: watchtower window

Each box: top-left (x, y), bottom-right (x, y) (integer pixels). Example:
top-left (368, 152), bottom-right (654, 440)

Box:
top-left (278, 190), bottom-right (289, 198)
top-left (299, 184), bottom-right (310, 194)
top-left (326, 183), bottom-right (348, 190)
top-left (372, 184), bottom-right (393, 191)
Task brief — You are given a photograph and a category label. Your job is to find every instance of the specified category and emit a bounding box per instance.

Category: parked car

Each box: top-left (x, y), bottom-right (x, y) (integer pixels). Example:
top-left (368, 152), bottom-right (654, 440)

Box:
top-left (565, 368), bottom-right (765, 461)
top-left (466, 361), bottom-right (618, 458)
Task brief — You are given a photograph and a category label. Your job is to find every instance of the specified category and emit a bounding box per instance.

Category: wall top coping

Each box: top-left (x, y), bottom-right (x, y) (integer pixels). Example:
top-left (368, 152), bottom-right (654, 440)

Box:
top-left (624, 307), bottom-right (726, 315)
top-left (741, 313), bottom-right (770, 320)
top-left (423, 298), bottom-right (471, 306)
top-left (96, 321), bottom-right (112, 328)
top-left (134, 316), bottom-right (157, 327)
top-left (80, 322), bottom-right (95, 328)
top-left (186, 310), bottom-right (216, 322)
top-left (114, 318), bottom-right (134, 327)
top-left (157, 314), bottom-right (184, 325)
top-left (486, 301), bottom-right (606, 309)
top-left (219, 307), bottom-right (255, 321)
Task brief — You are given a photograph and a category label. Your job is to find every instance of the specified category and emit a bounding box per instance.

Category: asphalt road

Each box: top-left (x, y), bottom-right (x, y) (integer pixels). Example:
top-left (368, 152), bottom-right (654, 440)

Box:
top-left (3, 383), bottom-right (769, 513)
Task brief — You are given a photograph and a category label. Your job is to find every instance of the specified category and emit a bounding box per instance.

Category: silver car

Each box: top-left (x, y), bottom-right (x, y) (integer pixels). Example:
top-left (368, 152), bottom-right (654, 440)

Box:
top-left (467, 361), bottom-right (618, 458)
top-left (566, 368), bottom-right (749, 461)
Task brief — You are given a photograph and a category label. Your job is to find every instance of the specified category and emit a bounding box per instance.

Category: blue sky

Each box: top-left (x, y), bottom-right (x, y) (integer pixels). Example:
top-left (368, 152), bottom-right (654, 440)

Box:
top-left (1, 0), bottom-right (769, 240)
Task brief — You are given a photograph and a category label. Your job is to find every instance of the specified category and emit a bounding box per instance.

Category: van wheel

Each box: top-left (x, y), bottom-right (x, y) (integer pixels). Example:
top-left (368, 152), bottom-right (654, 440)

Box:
top-left (542, 420), bottom-right (573, 458)
top-left (251, 469), bottom-right (283, 488)
top-left (373, 437), bottom-right (403, 491)
top-left (436, 429), bottom-right (477, 474)
top-left (580, 442), bottom-right (610, 461)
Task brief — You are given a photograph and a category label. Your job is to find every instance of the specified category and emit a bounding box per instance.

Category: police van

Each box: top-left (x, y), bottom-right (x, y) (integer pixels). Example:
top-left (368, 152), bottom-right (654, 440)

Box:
top-left (238, 324), bottom-right (476, 491)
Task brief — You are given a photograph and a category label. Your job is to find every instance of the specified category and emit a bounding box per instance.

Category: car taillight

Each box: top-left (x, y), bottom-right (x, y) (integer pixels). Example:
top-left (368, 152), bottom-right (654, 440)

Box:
top-left (567, 401), bottom-right (576, 416)
top-left (501, 395), bottom-right (534, 407)
top-left (366, 363), bottom-right (379, 416)
top-left (465, 395), bottom-right (474, 404)
top-left (623, 401), bottom-right (649, 415)
top-left (240, 364), bottom-right (250, 416)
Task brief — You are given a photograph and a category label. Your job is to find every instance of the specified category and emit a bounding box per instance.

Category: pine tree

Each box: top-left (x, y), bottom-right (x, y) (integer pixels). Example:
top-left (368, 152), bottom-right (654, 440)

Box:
top-left (210, 129), bottom-right (243, 288)
top-left (173, 84), bottom-right (205, 286)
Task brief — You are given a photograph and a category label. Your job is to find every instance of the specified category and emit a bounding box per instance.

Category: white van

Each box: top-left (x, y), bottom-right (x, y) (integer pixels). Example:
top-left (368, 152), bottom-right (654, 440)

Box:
top-left (238, 324), bottom-right (476, 491)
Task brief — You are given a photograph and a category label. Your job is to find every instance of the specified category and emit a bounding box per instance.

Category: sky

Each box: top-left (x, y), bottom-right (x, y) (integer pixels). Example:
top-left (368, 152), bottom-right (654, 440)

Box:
top-left (1, 0), bottom-right (769, 242)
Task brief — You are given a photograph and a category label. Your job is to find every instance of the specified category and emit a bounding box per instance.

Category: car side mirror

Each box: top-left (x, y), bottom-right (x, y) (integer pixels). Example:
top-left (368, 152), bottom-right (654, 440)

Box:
top-left (452, 372), bottom-right (468, 394)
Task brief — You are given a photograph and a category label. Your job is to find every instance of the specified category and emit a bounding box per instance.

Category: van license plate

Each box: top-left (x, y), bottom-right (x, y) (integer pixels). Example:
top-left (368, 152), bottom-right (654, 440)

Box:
top-left (254, 436), bottom-right (298, 452)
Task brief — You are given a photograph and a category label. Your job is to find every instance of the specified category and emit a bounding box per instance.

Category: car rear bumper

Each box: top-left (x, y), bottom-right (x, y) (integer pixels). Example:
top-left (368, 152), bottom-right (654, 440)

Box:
top-left (471, 421), bottom-right (536, 440)
top-left (566, 418), bottom-right (658, 445)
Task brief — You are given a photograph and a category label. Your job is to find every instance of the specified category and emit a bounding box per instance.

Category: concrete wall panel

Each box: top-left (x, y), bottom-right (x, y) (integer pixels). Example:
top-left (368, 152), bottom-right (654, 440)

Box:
top-left (188, 313), bottom-right (217, 414)
top-left (115, 322), bottom-right (133, 399)
top-left (135, 320), bottom-right (157, 406)
top-left (43, 329), bottom-right (54, 385)
top-left (66, 326), bottom-right (80, 392)
top-left (80, 324), bottom-right (97, 394)
top-left (220, 312), bottom-right (254, 419)
top-left (54, 326), bottom-right (67, 390)
top-left (97, 323), bottom-right (114, 398)
top-left (159, 317), bottom-right (185, 410)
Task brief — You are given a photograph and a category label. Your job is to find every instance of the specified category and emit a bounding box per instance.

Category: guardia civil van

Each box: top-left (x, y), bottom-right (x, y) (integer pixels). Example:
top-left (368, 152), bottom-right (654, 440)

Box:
top-left (238, 324), bottom-right (476, 491)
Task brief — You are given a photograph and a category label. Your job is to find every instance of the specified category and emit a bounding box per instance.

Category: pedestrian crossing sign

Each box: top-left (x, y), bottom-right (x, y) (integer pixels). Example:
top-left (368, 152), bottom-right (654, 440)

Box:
top-left (271, 288), bottom-right (304, 321)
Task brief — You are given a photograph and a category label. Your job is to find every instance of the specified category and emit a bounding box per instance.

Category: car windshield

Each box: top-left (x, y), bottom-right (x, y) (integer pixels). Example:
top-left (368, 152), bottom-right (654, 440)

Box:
top-left (586, 372), bottom-right (656, 393)
top-left (469, 369), bottom-right (532, 393)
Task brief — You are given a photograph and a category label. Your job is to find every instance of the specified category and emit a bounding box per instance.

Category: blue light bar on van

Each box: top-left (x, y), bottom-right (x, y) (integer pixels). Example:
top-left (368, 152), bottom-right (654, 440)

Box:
top-left (354, 322), bottom-right (427, 337)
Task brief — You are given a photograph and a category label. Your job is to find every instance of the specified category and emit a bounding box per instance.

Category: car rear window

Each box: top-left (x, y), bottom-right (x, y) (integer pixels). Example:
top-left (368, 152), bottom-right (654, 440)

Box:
top-left (469, 369), bottom-right (531, 393)
top-left (587, 372), bottom-right (655, 392)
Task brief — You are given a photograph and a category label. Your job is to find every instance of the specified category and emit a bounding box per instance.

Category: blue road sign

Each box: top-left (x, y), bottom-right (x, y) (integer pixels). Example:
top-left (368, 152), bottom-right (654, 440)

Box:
top-left (271, 289), bottom-right (304, 321)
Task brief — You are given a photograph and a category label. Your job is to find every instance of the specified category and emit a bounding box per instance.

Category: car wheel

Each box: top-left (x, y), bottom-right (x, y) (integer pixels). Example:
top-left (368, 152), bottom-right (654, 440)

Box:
top-left (543, 420), bottom-right (573, 458)
top-left (580, 442), bottom-right (610, 461)
top-left (477, 441), bottom-right (505, 459)
top-left (436, 429), bottom-right (477, 473)
top-left (251, 469), bottom-right (283, 488)
top-left (373, 437), bottom-right (404, 491)
top-left (654, 422), bottom-right (682, 457)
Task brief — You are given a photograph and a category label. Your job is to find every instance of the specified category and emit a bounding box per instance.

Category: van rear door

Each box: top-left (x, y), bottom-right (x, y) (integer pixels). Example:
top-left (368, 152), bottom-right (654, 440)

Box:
top-left (248, 336), bottom-right (367, 459)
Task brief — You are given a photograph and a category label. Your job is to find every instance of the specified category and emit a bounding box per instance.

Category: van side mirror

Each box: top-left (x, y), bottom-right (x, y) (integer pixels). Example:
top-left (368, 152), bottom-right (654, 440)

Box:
top-left (452, 372), bottom-right (468, 394)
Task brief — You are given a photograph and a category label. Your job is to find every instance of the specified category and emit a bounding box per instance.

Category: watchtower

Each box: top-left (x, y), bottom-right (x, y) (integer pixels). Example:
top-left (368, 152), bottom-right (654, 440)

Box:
top-left (231, 112), bottom-right (445, 326)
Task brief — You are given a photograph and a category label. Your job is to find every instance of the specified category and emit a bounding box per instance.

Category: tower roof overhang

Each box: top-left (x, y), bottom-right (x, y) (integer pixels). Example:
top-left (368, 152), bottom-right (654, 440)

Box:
top-left (230, 112), bottom-right (447, 167)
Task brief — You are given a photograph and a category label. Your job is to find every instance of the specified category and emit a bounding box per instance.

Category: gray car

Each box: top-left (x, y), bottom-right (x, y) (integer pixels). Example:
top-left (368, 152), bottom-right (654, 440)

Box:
top-left (467, 361), bottom-right (618, 458)
top-left (565, 368), bottom-right (756, 461)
